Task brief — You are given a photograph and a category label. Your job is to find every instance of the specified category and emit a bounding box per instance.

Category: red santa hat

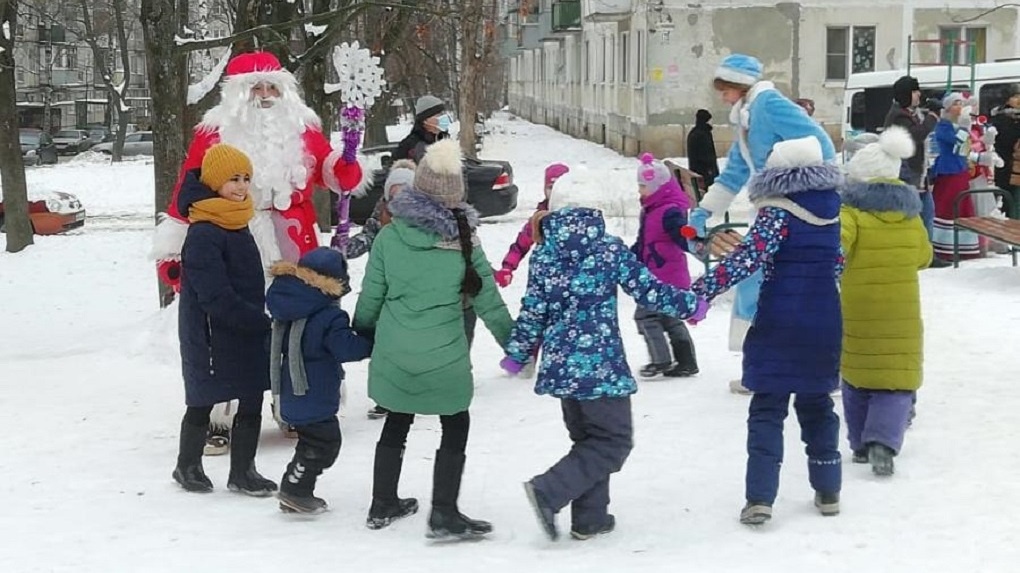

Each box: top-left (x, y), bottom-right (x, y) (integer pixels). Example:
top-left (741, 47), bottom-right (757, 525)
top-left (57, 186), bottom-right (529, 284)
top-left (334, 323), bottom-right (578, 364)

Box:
top-left (220, 52), bottom-right (303, 105)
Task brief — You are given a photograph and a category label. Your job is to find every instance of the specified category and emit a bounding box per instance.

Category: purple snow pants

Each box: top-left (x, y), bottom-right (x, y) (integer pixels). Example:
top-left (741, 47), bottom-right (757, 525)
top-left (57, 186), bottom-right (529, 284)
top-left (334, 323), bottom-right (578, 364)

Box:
top-left (841, 381), bottom-right (914, 454)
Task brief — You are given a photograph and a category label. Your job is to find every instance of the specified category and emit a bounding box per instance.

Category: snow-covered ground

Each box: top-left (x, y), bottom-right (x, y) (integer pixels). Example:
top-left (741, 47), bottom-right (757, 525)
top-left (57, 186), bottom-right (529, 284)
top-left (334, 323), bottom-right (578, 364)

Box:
top-left (1, 114), bottom-right (1019, 572)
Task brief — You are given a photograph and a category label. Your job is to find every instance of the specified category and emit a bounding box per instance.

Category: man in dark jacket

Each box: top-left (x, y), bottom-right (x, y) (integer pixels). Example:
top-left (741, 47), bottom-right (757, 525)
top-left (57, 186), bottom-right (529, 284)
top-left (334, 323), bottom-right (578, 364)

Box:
top-left (990, 84), bottom-right (1020, 211)
top-left (883, 75), bottom-right (945, 267)
top-left (393, 94), bottom-right (450, 162)
top-left (686, 109), bottom-right (720, 187)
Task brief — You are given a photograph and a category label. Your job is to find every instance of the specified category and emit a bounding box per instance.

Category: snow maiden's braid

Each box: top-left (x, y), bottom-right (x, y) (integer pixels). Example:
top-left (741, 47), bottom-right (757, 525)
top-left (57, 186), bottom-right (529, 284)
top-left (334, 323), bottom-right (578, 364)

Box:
top-left (452, 208), bottom-right (482, 297)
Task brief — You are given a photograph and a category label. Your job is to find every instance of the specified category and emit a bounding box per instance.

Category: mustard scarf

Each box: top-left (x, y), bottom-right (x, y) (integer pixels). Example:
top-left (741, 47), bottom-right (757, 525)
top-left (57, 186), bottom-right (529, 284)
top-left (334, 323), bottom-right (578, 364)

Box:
top-left (188, 196), bottom-right (254, 230)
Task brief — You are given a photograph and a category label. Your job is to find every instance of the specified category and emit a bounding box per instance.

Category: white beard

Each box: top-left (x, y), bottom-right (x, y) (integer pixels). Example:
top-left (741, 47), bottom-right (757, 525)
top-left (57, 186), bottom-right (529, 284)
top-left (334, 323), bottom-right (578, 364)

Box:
top-left (215, 100), bottom-right (314, 211)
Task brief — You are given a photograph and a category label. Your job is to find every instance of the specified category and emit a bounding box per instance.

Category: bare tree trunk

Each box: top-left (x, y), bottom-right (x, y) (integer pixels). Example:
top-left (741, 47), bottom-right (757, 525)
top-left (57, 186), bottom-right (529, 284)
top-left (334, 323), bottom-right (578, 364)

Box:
top-left (141, 0), bottom-right (190, 307)
top-left (458, 0), bottom-right (481, 158)
top-left (0, 0), bottom-right (33, 252)
top-left (80, 0), bottom-right (132, 162)
top-left (300, 0), bottom-right (336, 231)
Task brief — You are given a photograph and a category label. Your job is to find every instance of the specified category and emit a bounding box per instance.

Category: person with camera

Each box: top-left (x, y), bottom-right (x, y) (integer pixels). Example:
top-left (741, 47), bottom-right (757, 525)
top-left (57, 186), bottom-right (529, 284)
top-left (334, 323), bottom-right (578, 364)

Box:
top-left (883, 76), bottom-right (945, 267)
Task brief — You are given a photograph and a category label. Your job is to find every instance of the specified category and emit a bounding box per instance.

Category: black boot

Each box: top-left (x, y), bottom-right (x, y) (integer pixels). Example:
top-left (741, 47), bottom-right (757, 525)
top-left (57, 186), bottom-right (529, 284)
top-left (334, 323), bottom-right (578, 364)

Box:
top-left (426, 449), bottom-right (492, 540)
top-left (524, 480), bottom-right (559, 541)
top-left (639, 362), bottom-right (672, 378)
top-left (868, 442), bottom-right (896, 476)
top-left (173, 417), bottom-right (213, 493)
top-left (664, 339), bottom-right (699, 377)
top-left (277, 454), bottom-right (328, 514)
top-left (367, 444), bottom-right (419, 529)
top-left (227, 415), bottom-right (277, 497)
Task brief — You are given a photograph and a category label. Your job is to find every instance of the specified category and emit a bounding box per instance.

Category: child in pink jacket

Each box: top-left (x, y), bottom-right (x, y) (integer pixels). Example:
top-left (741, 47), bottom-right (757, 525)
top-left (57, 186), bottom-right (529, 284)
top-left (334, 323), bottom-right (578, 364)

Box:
top-left (494, 163), bottom-right (570, 287)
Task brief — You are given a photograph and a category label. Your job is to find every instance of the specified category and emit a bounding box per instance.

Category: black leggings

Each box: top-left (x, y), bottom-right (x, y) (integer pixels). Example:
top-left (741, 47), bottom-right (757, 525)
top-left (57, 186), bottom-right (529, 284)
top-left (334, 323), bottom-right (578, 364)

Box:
top-left (379, 410), bottom-right (470, 453)
top-left (183, 395), bottom-right (264, 426)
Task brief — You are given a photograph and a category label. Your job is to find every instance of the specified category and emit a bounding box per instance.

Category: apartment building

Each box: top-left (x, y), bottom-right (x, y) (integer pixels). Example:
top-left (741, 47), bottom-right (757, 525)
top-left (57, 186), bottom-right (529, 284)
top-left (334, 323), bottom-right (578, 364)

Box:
top-left (504, 0), bottom-right (1020, 158)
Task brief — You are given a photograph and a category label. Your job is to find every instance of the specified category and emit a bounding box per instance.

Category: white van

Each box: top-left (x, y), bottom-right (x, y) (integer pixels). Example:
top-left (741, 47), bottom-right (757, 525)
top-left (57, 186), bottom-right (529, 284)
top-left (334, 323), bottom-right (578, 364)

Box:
top-left (843, 61), bottom-right (1020, 146)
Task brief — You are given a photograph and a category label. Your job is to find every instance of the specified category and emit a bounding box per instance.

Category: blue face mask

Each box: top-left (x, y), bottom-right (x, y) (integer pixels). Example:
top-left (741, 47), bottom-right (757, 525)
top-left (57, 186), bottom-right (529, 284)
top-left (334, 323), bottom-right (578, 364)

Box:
top-left (437, 115), bottom-right (452, 133)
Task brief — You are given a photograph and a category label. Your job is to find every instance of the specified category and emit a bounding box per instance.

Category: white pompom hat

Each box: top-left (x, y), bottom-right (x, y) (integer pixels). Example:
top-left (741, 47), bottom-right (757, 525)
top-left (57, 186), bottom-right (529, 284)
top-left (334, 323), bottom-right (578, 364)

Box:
top-left (845, 126), bottom-right (915, 182)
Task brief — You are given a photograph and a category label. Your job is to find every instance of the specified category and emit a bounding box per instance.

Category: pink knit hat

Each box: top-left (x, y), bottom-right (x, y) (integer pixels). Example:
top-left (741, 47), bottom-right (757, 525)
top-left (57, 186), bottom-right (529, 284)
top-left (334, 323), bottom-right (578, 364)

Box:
top-left (544, 163), bottom-right (570, 188)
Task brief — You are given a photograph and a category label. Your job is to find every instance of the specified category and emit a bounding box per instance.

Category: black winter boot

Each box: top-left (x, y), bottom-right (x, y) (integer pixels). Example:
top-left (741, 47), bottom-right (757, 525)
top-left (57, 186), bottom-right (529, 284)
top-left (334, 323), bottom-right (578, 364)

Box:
top-left (639, 362), bottom-right (673, 378)
top-left (277, 455), bottom-right (328, 514)
top-left (227, 415), bottom-right (277, 497)
top-left (664, 339), bottom-right (699, 377)
top-left (524, 480), bottom-right (559, 541)
top-left (426, 449), bottom-right (492, 540)
top-left (868, 443), bottom-right (896, 476)
top-left (173, 417), bottom-right (213, 493)
top-left (367, 444), bottom-right (419, 530)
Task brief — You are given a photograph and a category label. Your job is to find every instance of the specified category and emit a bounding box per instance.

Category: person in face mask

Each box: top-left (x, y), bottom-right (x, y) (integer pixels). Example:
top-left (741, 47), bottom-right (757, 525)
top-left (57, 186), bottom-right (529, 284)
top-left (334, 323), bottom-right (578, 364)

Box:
top-left (393, 95), bottom-right (451, 162)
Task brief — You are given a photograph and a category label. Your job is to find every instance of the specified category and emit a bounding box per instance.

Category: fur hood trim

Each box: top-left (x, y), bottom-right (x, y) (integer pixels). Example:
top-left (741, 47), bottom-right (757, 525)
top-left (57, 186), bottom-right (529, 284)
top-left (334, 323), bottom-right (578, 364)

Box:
top-left (387, 187), bottom-right (479, 241)
top-left (749, 163), bottom-right (844, 201)
top-left (840, 181), bottom-right (923, 217)
top-left (269, 261), bottom-right (349, 298)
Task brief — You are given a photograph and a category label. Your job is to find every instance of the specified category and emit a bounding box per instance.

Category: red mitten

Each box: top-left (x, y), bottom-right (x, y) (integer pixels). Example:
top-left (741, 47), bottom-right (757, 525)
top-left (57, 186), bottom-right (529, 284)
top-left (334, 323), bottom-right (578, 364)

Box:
top-left (494, 269), bottom-right (513, 288)
top-left (334, 158), bottom-right (363, 192)
top-left (157, 259), bottom-right (182, 293)
top-left (290, 191), bottom-right (305, 205)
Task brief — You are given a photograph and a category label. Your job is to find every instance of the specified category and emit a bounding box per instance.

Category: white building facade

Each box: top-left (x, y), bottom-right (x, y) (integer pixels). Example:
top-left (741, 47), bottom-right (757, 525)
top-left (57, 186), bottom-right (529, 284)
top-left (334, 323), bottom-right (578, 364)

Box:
top-left (505, 0), bottom-right (1020, 157)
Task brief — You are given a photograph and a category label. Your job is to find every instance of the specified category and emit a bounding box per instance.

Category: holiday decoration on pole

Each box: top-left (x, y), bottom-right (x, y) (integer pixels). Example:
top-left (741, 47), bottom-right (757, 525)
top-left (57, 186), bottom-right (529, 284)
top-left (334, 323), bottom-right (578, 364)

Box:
top-left (325, 41), bottom-right (386, 255)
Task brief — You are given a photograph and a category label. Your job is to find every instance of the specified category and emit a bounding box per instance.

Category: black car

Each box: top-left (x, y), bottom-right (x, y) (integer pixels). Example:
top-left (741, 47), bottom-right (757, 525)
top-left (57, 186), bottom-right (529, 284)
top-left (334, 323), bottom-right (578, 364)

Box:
top-left (338, 143), bottom-right (519, 226)
top-left (19, 129), bottom-right (59, 166)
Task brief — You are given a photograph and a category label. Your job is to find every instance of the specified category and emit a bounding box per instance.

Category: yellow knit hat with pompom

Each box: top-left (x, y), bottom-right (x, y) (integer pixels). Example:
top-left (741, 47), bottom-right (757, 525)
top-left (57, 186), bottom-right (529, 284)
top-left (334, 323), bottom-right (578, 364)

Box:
top-left (200, 143), bottom-right (253, 191)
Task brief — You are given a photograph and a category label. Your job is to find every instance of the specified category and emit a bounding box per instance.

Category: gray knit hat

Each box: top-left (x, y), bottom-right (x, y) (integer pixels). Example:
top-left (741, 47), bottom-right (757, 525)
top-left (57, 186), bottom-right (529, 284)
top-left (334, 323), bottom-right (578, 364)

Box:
top-left (414, 95), bottom-right (445, 121)
top-left (413, 140), bottom-right (464, 208)
top-left (383, 159), bottom-right (416, 201)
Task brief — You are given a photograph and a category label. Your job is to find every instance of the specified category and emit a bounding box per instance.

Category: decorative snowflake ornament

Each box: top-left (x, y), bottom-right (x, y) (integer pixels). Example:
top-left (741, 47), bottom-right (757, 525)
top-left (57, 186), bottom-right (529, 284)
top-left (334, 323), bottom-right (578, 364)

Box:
top-left (325, 41), bottom-right (386, 110)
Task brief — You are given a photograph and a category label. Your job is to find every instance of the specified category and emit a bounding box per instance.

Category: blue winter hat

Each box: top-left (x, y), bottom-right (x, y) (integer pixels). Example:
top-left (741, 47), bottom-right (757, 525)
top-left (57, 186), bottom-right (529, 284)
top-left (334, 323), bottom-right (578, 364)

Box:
top-left (715, 54), bottom-right (763, 86)
top-left (298, 247), bottom-right (349, 284)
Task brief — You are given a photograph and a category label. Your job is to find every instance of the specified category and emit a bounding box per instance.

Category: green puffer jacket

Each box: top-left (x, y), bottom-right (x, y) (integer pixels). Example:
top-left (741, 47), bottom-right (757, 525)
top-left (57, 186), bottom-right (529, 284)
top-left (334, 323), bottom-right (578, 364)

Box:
top-left (839, 180), bottom-right (932, 391)
top-left (353, 188), bottom-right (513, 415)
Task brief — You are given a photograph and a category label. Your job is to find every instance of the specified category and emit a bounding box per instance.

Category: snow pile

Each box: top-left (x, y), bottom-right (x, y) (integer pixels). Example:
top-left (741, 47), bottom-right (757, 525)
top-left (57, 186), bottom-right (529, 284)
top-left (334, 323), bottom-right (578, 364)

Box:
top-left (187, 48), bottom-right (231, 105)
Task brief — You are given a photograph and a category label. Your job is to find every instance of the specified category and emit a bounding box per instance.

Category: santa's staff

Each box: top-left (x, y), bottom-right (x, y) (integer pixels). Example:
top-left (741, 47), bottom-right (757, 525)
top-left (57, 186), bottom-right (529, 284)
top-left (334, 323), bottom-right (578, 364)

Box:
top-left (326, 42), bottom-right (386, 256)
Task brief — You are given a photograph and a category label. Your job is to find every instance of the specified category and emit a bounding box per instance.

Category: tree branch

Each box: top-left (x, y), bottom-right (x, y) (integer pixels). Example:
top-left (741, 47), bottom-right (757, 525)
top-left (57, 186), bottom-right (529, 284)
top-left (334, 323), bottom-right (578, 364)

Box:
top-left (177, 0), bottom-right (459, 53)
top-left (950, 4), bottom-right (1020, 23)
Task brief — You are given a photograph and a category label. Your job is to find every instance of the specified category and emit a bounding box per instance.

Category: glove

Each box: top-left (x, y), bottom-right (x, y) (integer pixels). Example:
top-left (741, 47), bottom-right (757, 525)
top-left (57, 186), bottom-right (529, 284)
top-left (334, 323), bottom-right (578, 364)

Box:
top-left (494, 269), bottom-right (513, 288)
top-left (272, 190), bottom-right (292, 211)
top-left (290, 191), bottom-right (305, 206)
top-left (500, 356), bottom-right (524, 375)
top-left (686, 297), bottom-right (710, 325)
top-left (688, 207), bottom-right (712, 238)
top-left (157, 259), bottom-right (182, 293)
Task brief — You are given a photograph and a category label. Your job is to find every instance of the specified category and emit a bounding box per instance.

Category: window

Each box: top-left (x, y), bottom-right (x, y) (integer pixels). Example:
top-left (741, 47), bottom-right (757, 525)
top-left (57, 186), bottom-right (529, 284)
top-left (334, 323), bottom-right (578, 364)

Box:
top-left (520, 0), bottom-right (539, 25)
top-left (636, 30), bottom-right (645, 83)
top-left (16, 67), bottom-right (24, 82)
top-left (55, 47), bottom-right (77, 70)
top-left (940, 27), bottom-right (986, 65)
top-left (620, 32), bottom-right (630, 84)
top-left (584, 40), bottom-right (590, 84)
top-left (599, 35), bottom-right (606, 82)
top-left (607, 34), bottom-right (615, 83)
top-left (15, 23), bottom-right (24, 38)
top-left (826, 25), bottom-right (875, 81)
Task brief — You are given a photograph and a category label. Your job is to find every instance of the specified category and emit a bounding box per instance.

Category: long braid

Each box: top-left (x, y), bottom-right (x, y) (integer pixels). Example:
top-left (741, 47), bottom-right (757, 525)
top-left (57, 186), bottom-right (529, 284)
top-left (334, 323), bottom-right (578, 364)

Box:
top-left (452, 208), bottom-right (482, 297)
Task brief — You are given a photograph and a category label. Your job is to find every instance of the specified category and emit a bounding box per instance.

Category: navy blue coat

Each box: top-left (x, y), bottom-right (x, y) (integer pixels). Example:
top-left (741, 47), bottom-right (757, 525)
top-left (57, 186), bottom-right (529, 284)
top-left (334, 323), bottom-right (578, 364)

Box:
top-left (693, 164), bottom-right (844, 394)
top-left (265, 266), bottom-right (373, 426)
top-left (178, 170), bottom-right (270, 407)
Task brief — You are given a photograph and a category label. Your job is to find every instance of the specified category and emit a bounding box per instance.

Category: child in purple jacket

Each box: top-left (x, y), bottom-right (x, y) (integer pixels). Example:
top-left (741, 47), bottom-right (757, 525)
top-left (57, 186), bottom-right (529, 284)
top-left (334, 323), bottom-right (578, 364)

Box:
top-left (631, 153), bottom-right (698, 377)
top-left (494, 163), bottom-right (570, 288)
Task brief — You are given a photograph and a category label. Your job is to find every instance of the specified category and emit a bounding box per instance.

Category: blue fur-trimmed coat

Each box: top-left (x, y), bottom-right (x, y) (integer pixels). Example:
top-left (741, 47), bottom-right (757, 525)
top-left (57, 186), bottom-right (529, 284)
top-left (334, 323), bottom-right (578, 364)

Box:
top-left (692, 164), bottom-right (844, 394)
top-left (505, 208), bottom-right (700, 400)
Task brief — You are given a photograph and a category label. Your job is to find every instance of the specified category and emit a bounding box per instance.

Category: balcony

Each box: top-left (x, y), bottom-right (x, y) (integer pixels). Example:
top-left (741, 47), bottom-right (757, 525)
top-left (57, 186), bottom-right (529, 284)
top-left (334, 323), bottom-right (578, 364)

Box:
top-left (552, 1), bottom-right (581, 32)
top-left (584, 0), bottom-right (632, 22)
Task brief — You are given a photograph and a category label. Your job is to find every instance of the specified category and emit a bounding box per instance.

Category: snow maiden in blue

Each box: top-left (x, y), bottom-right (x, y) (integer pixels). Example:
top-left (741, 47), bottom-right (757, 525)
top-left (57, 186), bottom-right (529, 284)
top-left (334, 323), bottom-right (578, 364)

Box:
top-left (691, 136), bottom-right (844, 527)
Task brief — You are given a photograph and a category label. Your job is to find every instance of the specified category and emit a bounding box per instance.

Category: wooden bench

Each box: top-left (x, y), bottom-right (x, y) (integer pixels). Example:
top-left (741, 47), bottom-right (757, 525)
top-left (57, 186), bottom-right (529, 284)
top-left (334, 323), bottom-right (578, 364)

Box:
top-left (953, 187), bottom-right (1020, 268)
top-left (664, 160), bottom-right (748, 272)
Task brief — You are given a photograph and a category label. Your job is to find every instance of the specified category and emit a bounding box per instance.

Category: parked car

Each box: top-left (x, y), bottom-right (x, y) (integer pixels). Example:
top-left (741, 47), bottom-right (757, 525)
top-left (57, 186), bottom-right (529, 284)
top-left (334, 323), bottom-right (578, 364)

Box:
top-left (336, 143), bottom-right (518, 226)
top-left (79, 127), bottom-right (113, 152)
top-left (91, 131), bottom-right (154, 156)
top-left (53, 129), bottom-right (90, 155)
top-left (19, 129), bottom-right (59, 166)
top-left (0, 189), bottom-right (85, 235)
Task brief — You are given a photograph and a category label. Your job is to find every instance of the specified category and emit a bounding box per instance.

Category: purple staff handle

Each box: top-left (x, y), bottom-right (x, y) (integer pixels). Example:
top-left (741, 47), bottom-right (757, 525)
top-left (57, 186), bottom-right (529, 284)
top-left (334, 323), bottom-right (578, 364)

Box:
top-left (331, 106), bottom-right (365, 256)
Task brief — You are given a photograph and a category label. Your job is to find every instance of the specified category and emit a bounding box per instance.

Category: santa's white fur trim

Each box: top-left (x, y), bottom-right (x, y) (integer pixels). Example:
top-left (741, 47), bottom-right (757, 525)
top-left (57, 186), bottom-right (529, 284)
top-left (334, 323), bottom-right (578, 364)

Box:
top-left (150, 214), bottom-right (189, 261)
top-left (698, 182), bottom-right (738, 215)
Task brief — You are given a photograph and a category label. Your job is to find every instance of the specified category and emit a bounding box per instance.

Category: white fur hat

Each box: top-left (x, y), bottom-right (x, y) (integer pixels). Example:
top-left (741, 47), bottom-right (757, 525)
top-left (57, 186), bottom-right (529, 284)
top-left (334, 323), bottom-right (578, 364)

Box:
top-left (846, 126), bottom-right (915, 182)
top-left (765, 136), bottom-right (824, 169)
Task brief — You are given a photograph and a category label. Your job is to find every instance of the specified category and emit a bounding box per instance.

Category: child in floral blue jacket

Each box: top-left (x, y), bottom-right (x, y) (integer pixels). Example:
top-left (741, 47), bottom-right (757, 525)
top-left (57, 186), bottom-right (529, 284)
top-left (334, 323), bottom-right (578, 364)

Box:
top-left (500, 180), bottom-right (706, 541)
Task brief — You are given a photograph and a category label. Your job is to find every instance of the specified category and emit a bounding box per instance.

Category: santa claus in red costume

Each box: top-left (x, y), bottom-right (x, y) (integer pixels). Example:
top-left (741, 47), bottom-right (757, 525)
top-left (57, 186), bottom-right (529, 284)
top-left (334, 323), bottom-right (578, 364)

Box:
top-left (151, 51), bottom-right (367, 290)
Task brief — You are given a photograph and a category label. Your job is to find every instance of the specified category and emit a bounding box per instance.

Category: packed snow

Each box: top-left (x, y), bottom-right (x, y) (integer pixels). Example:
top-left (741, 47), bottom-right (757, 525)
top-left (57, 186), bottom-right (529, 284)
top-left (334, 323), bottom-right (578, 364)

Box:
top-left (1, 113), bottom-right (1019, 572)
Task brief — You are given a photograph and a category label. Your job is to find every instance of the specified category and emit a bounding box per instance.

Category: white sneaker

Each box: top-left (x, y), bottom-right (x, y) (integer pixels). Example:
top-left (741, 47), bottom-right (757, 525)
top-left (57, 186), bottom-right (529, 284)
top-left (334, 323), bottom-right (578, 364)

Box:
top-left (729, 379), bottom-right (752, 395)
